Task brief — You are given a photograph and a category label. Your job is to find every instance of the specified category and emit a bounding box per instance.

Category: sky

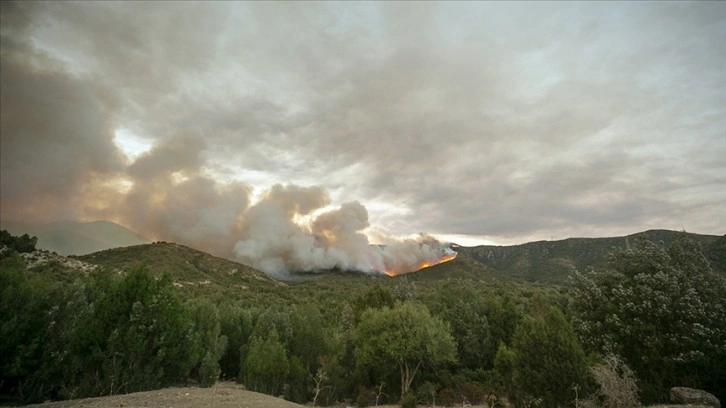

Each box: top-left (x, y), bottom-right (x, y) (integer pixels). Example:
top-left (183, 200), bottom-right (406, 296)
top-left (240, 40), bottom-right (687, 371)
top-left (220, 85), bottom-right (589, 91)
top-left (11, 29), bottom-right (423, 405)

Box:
top-left (1, 1), bottom-right (725, 269)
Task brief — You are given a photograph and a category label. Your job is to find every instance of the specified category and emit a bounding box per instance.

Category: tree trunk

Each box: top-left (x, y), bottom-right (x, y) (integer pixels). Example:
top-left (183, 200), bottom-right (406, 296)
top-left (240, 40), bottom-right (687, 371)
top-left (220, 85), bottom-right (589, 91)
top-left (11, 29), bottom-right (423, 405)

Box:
top-left (399, 360), bottom-right (423, 399)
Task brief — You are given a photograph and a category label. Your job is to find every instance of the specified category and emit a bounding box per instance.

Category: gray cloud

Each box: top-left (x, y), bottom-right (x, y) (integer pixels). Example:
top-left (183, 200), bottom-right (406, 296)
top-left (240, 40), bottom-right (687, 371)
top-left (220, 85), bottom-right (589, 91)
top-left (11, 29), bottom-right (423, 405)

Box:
top-left (0, 4), bottom-right (125, 222)
top-left (1, 1), bottom-right (724, 257)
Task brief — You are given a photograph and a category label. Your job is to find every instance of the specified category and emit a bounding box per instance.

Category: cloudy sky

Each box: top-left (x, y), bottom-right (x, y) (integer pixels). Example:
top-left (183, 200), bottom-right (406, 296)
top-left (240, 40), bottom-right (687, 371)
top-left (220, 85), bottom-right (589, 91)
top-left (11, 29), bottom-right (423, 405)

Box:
top-left (1, 1), bottom-right (725, 252)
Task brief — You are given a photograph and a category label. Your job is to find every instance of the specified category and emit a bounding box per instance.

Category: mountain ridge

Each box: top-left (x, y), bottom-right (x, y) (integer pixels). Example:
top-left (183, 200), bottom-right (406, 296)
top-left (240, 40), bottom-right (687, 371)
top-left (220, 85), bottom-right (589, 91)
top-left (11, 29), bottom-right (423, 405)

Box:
top-left (433, 229), bottom-right (725, 283)
top-left (4, 223), bottom-right (723, 285)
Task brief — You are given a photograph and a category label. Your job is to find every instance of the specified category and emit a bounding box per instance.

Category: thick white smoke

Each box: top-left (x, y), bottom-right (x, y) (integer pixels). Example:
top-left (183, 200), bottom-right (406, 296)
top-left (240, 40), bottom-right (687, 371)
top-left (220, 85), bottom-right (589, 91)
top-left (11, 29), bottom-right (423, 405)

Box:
top-left (112, 134), bottom-right (454, 277)
top-left (233, 184), bottom-right (455, 277)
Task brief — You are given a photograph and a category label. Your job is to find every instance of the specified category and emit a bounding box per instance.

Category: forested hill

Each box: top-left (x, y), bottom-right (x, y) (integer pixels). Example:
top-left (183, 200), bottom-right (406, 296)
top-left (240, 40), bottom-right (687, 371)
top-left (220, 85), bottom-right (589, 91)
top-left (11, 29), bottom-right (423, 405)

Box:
top-left (47, 229), bottom-right (726, 286)
top-left (451, 230), bottom-right (725, 283)
top-left (76, 241), bottom-right (282, 296)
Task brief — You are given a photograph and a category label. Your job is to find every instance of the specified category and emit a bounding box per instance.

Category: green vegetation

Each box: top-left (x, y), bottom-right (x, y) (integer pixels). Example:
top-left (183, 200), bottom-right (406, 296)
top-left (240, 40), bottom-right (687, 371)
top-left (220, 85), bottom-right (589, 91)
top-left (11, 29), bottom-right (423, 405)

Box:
top-left (570, 238), bottom-right (726, 403)
top-left (507, 299), bottom-right (588, 408)
top-left (1, 230), bottom-right (724, 406)
top-left (0, 229), bottom-right (37, 253)
top-left (355, 301), bottom-right (457, 399)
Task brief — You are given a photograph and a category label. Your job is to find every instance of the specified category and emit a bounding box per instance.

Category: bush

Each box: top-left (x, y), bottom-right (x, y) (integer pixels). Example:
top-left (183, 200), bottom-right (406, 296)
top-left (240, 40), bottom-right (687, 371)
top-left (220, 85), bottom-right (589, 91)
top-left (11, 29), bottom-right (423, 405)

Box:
top-left (459, 381), bottom-right (486, 405)
top-left (400, 391), bottom-right (417, 408)
top-left (590, 354), bottom-right (639, 408)
top-left (356, 386), bottom-right (372, 407)
top-left (438, 387), bottom-right (457, 407)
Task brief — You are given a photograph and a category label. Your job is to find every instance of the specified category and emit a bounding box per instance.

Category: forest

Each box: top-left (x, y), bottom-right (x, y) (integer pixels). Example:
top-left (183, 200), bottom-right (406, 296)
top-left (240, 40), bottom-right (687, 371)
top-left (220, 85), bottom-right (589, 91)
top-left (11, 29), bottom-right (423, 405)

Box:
top-left (1, 230), bottom-right (725, 407)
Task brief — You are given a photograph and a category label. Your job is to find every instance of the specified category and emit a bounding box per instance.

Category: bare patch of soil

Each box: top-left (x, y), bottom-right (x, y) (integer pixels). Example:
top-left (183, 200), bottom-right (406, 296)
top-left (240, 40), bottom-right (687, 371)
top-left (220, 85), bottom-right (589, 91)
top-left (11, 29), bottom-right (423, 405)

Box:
top-left (11, 382), bottom-right (304, 408)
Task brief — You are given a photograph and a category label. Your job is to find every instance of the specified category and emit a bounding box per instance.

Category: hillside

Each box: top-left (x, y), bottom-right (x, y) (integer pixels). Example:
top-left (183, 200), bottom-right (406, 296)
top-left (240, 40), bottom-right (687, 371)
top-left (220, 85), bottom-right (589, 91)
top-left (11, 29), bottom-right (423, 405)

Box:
top-left (76, 242), bottom-right (283, 298)
top-left (7, 225), bottom-right (722, 288)
top-left (451, 229), bottom-right (724, 283)
top-left (76, 229), bottom-right (722, 288)
top-left (0, 220), bottom-right (150, 255)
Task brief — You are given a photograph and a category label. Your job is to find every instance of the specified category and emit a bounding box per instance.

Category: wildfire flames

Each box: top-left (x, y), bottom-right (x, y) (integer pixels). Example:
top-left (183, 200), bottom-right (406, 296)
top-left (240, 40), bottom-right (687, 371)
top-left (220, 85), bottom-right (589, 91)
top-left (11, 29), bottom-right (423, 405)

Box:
top-left (383, 251), bottom-right (458, 277)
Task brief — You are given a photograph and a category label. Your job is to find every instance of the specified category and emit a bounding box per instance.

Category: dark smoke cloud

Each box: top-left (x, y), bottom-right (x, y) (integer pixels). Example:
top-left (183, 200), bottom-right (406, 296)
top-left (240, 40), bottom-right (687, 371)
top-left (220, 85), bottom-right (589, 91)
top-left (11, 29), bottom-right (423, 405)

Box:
top-left (119, 133), bottom-right (252, 258)
top-left (0, 3), bottom-right (124, 223)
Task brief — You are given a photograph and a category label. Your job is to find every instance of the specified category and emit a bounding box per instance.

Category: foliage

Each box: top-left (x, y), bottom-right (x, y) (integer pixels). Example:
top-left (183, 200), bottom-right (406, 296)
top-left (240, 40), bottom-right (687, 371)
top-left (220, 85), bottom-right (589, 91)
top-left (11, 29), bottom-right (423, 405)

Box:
top-left (569, 238), bottom-right (726, 402)
top-left (493, 342), bottom-right (516, 397)
top-left (590, 354), bottom-right (640, 408)
top-left (355, 301), bottom-right (457, 399)
top-left (3, 231), bottom-right (725, 406)
top-left (188, 299), bottom-right (228, 387)
top-left (427, 284), bottom-right (494, 370)
top-left (400, 391), bottom-right (418, 408)
top-left (289, 303), bottom-right (332, 374)
top-left (509, 302), bottom-right (589, 408)
top-left (0, 229), bottom-right (37, 253)
top-left (0, 263), bottom-right (198, 402)
top-left (218, 303), bottom-right (254, 379)
top-left (241, 330), bottom-right (289, 396)
top-left (416, 381), bottom-right (437, 406)
top-left (285, 355), bottom-right (307, 403)
top-left (250, 305), bottom-right (293, 349)
top-left (0, 254), bottom-right (49, 400)
top-left (90, 267), bottom-right (196, 394)
top-left (353, 284), bottom-right (395, 321)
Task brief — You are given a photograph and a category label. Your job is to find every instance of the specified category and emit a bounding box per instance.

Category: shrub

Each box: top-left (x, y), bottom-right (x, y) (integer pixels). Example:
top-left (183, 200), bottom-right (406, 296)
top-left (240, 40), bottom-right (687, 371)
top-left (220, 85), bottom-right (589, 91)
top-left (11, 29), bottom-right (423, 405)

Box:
top-left (439, 387), bottom-right (457, 407)
top-left (400, 391), bottom-right (417, 408)
top-left (590, 354), bottom-right (639, 408)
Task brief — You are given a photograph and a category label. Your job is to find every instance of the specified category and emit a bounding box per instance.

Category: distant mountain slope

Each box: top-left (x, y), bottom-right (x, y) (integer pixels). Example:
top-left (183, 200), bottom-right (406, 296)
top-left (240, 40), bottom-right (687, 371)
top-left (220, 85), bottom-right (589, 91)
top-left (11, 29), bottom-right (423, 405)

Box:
top-left (452, 229), bottom-right (724, 282)
top-left (0, 220), bottom-right (150, 255)
top-left (77, 242), bottom-right (280, 293)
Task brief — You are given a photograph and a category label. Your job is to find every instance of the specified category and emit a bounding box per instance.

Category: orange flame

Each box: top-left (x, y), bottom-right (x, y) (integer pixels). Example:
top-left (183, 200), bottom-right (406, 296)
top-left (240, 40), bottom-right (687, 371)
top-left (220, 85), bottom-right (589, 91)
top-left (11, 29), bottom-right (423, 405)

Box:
top-left (383, 252), bottom-right (457, 277)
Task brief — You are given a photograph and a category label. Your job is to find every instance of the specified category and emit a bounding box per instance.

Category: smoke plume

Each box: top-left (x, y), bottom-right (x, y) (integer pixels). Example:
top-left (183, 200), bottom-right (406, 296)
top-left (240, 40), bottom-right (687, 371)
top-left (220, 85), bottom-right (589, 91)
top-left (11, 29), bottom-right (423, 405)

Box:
top-left (232, 185), bottom-right (454, 277)
top-left (116, 135), bottom-right (455, 276)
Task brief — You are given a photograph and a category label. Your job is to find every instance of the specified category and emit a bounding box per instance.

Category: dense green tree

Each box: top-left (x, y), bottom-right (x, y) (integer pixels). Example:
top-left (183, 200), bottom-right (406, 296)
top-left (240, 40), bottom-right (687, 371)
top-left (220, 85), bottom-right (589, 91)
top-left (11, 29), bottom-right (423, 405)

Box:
top-left (0, 230), bottom-right (37, 253)
top-left (353, 284), bottom-right (395, 321)
top-left (242, 330), bottom-right (289, 396)
top-left (91, 267), bottom-right (196, 394)
top-left (218, 304), bottom-right (254, 379)
top-left (250, 305), bottom-right (293, 350)
top-left (493, 342), bottom-right (516, 397)
top-left (428, 285), bottom-right (494, 370)
top-left (0, 254), bottom-right (48, 400)
top-left (289, 303), bottom-right (332, 374)
top-left (509, 304), bottom-right (588, 408)
top-left (188, 299), bottom-right (227, 387)
top-left (484, 295), bottom-right (521, 350)
top-left (569, 238), bottom-right (726, 402)
top-left (325, 302), bottom-right (358, 402)
top-left (285, 355), bottom-right (308, 403)
top-left (355, 301), bottom-right (456, 399)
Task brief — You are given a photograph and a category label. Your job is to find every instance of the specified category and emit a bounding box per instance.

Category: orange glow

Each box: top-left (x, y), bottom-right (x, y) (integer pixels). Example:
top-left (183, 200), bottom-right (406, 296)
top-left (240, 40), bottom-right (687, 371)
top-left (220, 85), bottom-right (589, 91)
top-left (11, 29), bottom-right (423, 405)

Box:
top-left (384, 252), bottom-right (457, 277)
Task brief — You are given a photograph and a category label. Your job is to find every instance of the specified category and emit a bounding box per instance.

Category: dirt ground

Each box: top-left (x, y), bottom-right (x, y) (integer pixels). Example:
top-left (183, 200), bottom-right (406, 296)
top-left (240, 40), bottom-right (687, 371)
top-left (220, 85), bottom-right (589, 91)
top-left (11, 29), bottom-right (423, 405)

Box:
top-left (12, 382), bottom-right (304, 408)
top-left (4, 382), bottom-right (499, 408)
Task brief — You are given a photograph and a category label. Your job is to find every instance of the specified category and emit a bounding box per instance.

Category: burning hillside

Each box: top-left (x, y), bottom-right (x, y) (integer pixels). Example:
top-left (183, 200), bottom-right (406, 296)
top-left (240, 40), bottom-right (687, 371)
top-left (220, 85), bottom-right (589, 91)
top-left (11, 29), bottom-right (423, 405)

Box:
top-left (232, 186), bottom-right (457, 277)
